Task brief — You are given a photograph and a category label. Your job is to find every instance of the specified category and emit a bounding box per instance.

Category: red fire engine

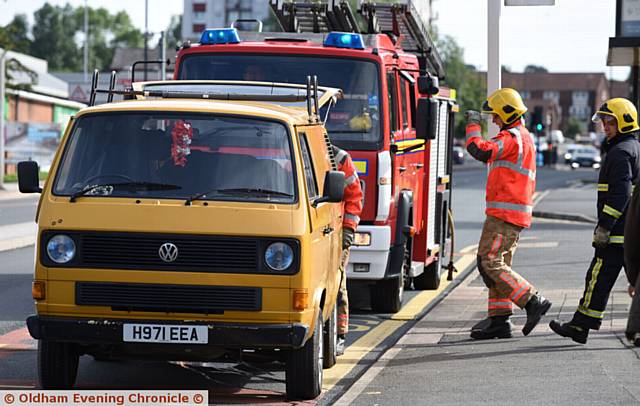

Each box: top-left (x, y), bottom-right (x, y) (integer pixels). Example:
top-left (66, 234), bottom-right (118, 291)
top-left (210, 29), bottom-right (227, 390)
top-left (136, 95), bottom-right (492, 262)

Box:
top-left (173, 0), bottom-right (458, 313)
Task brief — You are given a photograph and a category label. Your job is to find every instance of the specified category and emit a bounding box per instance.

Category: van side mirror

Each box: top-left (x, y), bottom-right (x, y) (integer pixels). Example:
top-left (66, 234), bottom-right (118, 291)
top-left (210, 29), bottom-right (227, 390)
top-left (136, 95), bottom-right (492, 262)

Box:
top-left (416, 98), bottom-right (439, 140)
top-left (313, 170), bottom-right (344, 207)
top-left (18, 161), bottom-right (42, 193)
top-left (418, 75), bottom-right (439, 95)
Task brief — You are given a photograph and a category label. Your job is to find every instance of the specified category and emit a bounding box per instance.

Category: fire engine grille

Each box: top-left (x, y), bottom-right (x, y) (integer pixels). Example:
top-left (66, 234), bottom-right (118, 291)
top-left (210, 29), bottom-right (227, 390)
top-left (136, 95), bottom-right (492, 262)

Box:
top-left (76, 282), bottom-right (261, 313)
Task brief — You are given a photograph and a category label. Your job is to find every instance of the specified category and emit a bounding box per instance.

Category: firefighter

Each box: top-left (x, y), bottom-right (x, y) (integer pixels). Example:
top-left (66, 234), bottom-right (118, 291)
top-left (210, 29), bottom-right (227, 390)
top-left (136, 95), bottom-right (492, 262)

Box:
top-left (624, 174), bottom-right (640, 346)
top-left (551, 98), bottom-right (640, 344)
top-left (331, 144), bottom-right (364, 355)
top-left (465, 88), bottom-right (552, 340)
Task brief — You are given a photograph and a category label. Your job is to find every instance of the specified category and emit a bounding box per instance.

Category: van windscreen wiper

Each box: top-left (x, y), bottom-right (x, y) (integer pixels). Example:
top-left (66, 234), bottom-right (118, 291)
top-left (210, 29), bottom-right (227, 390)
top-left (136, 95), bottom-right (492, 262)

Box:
top-left (69, 182), bottom-right (181, 202)
top-left (185, 188), bottom-right (293, 206)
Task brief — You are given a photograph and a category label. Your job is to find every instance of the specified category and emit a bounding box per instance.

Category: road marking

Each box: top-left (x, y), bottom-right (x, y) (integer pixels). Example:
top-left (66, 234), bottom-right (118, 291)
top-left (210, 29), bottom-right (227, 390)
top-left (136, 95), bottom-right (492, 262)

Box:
top-left (518, 241), bottom-right (559, 248)
top-left (0, 222), bottom-right (36, 252)
top-left (532, 190), bottom-right (550, 207)
top-left (322, 244), bottom-right (478, 392)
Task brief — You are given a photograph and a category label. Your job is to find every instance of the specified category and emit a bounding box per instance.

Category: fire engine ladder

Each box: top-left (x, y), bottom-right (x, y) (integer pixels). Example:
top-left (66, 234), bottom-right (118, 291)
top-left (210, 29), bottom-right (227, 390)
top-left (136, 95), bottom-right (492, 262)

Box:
top-left (269, 0), bottom-right (360, 33)
top-left (358, 1), bottom-right (444, 78)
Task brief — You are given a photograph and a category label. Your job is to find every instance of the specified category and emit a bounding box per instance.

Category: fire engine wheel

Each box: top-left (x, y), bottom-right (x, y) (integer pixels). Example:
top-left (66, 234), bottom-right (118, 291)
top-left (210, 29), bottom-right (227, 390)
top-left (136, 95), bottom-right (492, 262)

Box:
top-left (285, 312), bottom-right (323, 400)
top-left (38, 340), bottom-right (79, 389)
top-left (323, 303), bottom-right (337, 368)
top-left (371, 242), bottom-right (408, 313)
top-left (414, 256), bottom-right (441, 290)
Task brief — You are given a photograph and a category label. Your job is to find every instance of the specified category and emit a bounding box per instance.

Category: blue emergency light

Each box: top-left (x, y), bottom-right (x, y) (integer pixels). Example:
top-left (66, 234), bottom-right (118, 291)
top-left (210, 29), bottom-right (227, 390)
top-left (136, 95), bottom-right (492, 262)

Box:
top-left (200, 28), bottom-right (241, 45)
top-left (323, 32), bottom-right (365, 50)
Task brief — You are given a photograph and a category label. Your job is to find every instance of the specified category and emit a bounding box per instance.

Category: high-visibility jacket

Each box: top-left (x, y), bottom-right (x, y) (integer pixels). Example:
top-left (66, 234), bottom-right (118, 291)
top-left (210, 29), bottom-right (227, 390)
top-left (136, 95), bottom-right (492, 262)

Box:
top-left (332, 145), bottom-right (363, 231)
top-left (465, 121), bottom-right (536, 228)
top-left (598, 132), bottom-right (640, 247)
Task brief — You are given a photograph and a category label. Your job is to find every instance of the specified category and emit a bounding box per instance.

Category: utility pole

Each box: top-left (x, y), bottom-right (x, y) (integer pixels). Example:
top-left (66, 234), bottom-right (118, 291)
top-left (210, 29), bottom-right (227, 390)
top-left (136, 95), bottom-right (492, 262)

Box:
top-left (144, 0), bottom-right (148, 81)
top-left (161, 31), bottom-right (166, 81)
top-left (487, 0), bottom-right (501, 136)
top-left (83, 0), bottom-right (89, 84)
top-left (0, 50), bottom-right (6, 190)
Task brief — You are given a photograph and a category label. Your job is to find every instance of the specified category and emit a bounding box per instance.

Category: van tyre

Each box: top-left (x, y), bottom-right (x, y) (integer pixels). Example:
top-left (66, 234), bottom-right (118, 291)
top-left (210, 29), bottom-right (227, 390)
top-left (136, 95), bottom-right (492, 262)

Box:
top-left (323, 304), bottom-right (337, 368)
top-left (414, 256), bottom-right (441, 290)
top-left (286, 312), bottom-right (323, 400)
top-left (38, 340), bottom-right (79, 389)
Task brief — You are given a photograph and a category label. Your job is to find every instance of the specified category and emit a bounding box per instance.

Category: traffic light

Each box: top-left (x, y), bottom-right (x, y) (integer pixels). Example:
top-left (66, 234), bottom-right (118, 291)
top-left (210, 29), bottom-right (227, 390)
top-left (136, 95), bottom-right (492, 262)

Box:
top-left (530, 106), bottom-right (544, 133)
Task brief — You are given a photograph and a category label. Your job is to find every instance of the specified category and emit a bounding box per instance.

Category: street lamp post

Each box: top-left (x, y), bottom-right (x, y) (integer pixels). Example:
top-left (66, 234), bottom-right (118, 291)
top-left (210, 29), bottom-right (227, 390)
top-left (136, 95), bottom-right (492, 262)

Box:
top-left (0, 49), bottom-right (7, 191)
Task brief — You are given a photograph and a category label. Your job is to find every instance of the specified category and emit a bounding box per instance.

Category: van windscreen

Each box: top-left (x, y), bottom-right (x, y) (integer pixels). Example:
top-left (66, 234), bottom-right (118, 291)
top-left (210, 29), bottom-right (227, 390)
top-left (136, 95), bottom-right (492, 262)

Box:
top-left (53, 112), bottom-right (296, 204)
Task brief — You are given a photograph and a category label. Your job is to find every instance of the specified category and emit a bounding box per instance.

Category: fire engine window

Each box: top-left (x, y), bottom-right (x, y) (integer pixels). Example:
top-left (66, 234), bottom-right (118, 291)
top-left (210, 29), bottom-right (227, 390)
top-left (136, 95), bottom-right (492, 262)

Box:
top-left (300, 134), bottom-right (319, 200)
top-left (387, 72), bottom-right (398, 132)
top-left (400, 78), bottom-right (409, 129)
top-left (178, 54), bottom-right (382, 150)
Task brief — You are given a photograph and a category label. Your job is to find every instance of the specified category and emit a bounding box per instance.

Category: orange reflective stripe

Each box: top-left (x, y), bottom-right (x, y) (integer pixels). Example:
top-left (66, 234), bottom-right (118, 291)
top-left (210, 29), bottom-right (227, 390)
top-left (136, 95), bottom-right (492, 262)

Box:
top-left (512, 283), bottom-right (530, 302)
top-left (489, 304), bottom-right (513, 309)
top-left (488, 234), bottom-right (503, 259)
top-left (499, 273), bottom-right (519, 290)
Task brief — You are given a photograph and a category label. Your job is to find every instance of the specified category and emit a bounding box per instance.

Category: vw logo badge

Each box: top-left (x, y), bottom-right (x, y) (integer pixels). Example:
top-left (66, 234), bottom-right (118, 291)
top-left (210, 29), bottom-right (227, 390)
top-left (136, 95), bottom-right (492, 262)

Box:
top-left (158, 243), bottom-right (179, 263)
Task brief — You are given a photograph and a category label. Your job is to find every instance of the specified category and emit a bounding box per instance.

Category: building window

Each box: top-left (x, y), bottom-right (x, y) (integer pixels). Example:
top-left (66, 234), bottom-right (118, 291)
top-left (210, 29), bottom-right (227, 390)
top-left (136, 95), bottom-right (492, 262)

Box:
top-left (192, 24), bottom-right (205, 34)
top-left (543, 91), bottom-right (559, 102)
top-left (193, 3), bottom-right (206, 12)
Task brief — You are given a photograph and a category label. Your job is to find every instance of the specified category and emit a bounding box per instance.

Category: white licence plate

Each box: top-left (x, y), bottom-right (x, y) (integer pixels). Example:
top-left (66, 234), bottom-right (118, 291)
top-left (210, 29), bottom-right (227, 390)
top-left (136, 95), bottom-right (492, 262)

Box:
top-left (123, 324), bottom-right (208, 344)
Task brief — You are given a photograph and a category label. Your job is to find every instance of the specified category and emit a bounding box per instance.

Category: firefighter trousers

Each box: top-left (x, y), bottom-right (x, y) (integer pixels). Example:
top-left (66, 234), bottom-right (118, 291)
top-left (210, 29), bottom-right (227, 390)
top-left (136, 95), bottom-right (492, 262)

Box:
top-left (477, 216), bottom-right (536, 317)
top-left (337, 247), bottom-right (350, 336)
top-left (573, 245), bottom-right (625, 330)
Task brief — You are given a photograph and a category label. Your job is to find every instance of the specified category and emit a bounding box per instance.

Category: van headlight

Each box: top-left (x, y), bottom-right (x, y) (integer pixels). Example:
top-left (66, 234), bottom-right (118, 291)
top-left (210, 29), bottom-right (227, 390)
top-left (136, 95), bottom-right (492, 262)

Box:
top-left (46, 234), bottom-right (76, 264)
top-left (264, 242), bottom-right (294, 271)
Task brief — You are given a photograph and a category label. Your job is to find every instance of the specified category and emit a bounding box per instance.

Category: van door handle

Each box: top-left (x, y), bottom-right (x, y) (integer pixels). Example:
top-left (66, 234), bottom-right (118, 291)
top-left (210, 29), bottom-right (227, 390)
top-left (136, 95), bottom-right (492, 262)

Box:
top-left (323, 226), bottom-right (334, 236)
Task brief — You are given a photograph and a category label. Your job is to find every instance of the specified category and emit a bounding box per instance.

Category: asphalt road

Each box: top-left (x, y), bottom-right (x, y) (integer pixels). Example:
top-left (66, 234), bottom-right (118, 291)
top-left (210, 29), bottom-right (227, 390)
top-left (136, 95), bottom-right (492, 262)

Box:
top-left (0, 164), bottom-right (600, 403)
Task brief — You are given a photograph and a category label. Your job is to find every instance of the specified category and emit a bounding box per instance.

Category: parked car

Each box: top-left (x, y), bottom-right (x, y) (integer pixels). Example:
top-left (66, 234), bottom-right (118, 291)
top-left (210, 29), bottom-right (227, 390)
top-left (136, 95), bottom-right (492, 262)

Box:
top-left (453, 146), bottom-right (465, 164)
top-left (570, 146), bottom-right (601, 169)
top-left (563, 143), bottom-right (580, 164)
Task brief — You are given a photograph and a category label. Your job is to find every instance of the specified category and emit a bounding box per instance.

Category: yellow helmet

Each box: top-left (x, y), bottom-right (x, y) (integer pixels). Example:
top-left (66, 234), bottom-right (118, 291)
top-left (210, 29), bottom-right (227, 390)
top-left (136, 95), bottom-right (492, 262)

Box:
top-left (481, 88), bottom-right (527, 125)
top-left (592, 98), bottom-right (639, 134)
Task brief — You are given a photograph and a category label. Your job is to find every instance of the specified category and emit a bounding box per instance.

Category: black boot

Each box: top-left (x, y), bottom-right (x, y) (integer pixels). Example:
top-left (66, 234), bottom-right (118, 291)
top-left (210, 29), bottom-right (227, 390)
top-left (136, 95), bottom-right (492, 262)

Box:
top-left (522, 295), bottom-right (552, 336)
top-left (471, 317), bottom-right (492, 332)
top-left (549, 320), bottom-right (588, 344)
top-left (470, 316), bottom-right (512, 339)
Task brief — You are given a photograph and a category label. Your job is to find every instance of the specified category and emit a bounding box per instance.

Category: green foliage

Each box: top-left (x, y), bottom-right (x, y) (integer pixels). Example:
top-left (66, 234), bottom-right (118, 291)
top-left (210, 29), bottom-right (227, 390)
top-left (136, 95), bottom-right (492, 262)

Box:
top-left (433, 30), bottom-right (486, 139)
top-left (3, 3), bottom-right (145, 72)
top-left (524, 64), bottom-right (548, 74)
top-left (163, 15), bottom-right (183, 50)
top-left (563, 116), bottom-right (585, 138)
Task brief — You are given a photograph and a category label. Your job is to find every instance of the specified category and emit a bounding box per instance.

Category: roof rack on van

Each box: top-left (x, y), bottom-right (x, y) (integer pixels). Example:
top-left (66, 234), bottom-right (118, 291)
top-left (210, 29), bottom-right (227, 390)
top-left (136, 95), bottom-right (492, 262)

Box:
top-left (87, 70), bottom-right (327, 123)
top-left (268, 0), bottom-right (444, 78)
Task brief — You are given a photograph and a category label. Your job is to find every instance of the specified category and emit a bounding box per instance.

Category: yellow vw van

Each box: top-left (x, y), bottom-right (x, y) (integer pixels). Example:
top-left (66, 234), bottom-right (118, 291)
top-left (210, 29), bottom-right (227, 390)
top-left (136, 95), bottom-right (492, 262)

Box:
top-left (18, 79), bottom-right (345, 400)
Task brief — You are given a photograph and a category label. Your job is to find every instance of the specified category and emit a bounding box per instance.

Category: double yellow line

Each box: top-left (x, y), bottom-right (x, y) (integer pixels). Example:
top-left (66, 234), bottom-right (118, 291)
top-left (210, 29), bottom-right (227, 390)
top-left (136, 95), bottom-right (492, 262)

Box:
top-left (323, 245), bottom-right (478, 390)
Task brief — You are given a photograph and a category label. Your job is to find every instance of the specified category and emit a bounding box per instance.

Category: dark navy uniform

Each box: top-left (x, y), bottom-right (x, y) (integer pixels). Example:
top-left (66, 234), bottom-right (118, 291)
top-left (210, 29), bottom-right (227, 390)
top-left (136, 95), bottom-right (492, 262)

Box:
top-left (573, 132), bottom-right (640, 329)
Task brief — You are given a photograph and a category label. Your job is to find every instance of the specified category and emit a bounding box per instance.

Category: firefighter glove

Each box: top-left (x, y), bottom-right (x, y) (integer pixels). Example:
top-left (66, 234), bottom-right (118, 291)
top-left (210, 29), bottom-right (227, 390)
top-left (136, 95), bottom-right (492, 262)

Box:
top-left (465, 110), bottom-right (482, 125)
top-left (593, 225), bottom-right (611, 249)
top-left (343, 227), bottom-right (355, 249)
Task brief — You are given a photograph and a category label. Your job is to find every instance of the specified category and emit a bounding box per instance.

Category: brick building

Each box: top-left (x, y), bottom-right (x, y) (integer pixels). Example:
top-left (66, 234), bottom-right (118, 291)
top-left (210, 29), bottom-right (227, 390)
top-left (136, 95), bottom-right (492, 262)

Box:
top-left (501, 72), bottom-right (630, 136)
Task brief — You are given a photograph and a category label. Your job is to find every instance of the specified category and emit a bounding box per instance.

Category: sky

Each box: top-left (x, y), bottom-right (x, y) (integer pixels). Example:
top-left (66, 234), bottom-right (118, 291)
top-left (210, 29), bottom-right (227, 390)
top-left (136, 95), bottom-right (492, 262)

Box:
top-left (0, 0), bottom-right (630, 81)
top-left (432, 0), bottom-right (629, 81)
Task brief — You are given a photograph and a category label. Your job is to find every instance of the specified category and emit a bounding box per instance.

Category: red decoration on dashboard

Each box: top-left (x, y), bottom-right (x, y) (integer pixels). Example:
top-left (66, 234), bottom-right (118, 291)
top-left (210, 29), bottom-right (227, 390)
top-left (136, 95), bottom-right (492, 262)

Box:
top-left (170, 120), bottom-right (193, 166)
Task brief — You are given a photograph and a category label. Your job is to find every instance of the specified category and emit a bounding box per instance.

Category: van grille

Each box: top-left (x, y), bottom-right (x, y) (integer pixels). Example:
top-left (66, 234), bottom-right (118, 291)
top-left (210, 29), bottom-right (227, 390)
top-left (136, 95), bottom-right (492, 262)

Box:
top-left (76, 282), bottom-right (261, 313)
top-left (81, 233), bottom-right (258, 271)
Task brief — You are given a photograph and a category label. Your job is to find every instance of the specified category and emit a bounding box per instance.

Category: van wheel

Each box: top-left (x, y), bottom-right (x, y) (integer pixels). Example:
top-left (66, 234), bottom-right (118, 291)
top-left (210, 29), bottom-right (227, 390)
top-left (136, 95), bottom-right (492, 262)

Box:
top-left (323, 304), bottom-right (337, 368)
top-left (286, 313), bottom-right (323, 400)
top-left (38, 340), bottom-right (79, 389)
top-left (414, 257), bottom-right (441, 290)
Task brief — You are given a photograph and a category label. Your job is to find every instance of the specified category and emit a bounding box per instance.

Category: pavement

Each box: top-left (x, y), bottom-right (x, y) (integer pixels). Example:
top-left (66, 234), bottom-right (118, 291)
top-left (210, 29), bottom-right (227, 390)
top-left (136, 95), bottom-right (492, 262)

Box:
top-left (334, 183), bottom-right (640, 405)
top-left (0, 183), bottom-right (37, 252)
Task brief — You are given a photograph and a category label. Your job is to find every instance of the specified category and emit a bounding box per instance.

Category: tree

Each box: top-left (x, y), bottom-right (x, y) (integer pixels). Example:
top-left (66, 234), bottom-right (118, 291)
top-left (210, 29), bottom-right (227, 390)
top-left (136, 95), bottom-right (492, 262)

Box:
top-left (31, 3), bottom-right (81, 71)
top-left (163, 15), bottom-right (183, 50)
top-left (563, 116), bottom-right (585, 139)
top-left (0, 15), bottom-right (30, 54)
top-left (524, 64), bottom-right (548, 74)
top-left (433, 31), bottom-right (486, 139)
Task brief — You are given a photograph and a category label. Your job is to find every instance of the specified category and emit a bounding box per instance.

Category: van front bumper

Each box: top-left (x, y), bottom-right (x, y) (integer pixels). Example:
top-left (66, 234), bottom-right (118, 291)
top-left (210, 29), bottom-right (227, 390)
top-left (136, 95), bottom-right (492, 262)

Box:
top-left (26, 315), bottom-right (309, 349)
